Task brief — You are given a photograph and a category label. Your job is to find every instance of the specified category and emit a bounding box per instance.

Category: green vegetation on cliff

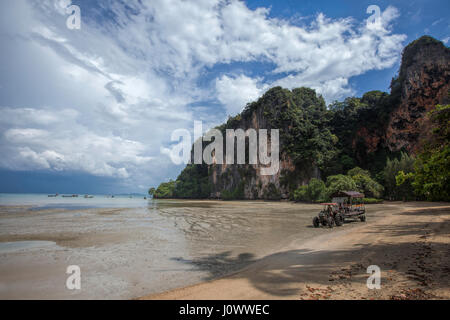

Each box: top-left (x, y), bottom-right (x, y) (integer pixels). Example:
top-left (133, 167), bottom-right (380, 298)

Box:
top-left (172, 164), bottom-right (210, 199)
top-left (152, 180), bottom-right (175, 199)
top-left (254, 87), bottom-right (337, 167)
top-left (325, 90), bottom-right (398, 177)
top-left (399, 104), bottom-right (450, 201)
top-left (220, 86), bottom-right (337, 169)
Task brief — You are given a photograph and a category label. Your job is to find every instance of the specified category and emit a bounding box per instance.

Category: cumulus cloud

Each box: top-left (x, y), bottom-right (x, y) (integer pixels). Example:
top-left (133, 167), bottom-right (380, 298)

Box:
top-left (0, 108), bottom-right (153, 178)
top-left (0, 0), bottom-right (406, 191)
top-left (94, 0), bottom-right (406, 102)
top-left (216, 75), bottom-right (267, 116)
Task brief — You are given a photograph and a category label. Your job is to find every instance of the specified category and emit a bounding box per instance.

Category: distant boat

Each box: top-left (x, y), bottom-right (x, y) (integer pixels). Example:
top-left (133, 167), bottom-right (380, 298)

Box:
top-left (62, 194), bottom-right (78, 198)
top-left (48, 194), bottom-right (58, 197)
top-left (84, 195), bottom-right (94, 199)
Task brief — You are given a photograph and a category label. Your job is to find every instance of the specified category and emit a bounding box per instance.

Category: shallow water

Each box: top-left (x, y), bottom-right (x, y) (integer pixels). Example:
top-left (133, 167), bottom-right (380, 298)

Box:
top-left (0, 241), bottom-right (57, 254)
top-left (0, 197), bottom-right (400, 299)
top-left (0, 193), bottom-right (149, 209)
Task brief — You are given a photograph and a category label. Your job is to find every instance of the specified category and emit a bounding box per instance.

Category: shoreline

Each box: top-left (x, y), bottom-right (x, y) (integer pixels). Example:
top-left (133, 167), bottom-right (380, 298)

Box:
top-left (141, 203), bottom-right (450, 300)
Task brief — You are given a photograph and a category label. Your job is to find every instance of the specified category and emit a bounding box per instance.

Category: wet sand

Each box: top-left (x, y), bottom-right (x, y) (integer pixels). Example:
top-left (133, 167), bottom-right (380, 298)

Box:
top-left (0, 201), bottom-right (448, 299)
top-left (142, 202), bottom-right (450, 300)
top-left (0, 200), bottom-right (380, 299)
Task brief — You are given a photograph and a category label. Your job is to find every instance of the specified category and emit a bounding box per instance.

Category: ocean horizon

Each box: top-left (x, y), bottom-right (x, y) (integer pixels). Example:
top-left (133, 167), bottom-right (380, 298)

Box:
top-left (0, 193), bottom-right (150, 209)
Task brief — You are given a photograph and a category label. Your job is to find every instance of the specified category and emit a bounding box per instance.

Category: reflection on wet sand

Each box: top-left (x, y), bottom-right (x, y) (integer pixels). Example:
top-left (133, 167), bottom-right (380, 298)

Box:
top-left (0, 200), bottom-right (403, 299)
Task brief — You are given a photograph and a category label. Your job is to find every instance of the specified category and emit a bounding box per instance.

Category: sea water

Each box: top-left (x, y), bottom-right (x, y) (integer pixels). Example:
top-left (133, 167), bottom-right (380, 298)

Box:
top-left (0, 193), bottom-right (150, 209)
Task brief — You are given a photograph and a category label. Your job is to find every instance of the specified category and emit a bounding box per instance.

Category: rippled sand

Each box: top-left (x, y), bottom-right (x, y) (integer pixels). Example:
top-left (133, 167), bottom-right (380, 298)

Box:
top-left (0, 200), bottom-right (410, 299)
top-left (143, 203), bottom-right (450, 300)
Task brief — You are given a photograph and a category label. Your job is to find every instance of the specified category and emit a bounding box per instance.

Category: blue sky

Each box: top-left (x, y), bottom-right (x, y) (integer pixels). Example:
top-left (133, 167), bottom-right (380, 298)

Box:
top-left (0, 0), bottom-right (448, 194)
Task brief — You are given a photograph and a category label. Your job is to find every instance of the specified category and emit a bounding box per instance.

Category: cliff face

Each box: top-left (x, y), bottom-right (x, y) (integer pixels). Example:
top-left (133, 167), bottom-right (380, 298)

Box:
top-left (386, 36), bottom-right (450, 154)
top-left (347, 36), bottom-right (449, 169)
top-left (209, 95), bottom-right (321, 199)
top-left (209, 103), bottom-right (281, 199)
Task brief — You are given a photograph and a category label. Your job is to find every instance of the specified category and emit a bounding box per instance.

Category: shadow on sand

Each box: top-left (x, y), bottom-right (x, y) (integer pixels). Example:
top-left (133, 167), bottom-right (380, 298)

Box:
top-left (173, 215), bottom-right (450, 297)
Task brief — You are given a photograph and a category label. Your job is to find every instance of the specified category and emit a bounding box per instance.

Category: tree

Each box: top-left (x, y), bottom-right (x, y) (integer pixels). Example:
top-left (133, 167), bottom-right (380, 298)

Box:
top-left (293, 178), bottom-right (326, 202)
top-left (383, 152), bottom-right (415, 200)
top-left (413, 146), bottom-right (450, 201)
top-left (173, 164), bottom-right (210, 199)
top-left (153, 180), bottom-right (176, 199)
top-left (148, 187), bottom-right (156, 196)
top-left (340, 155), bottom-right (356, 172)
top-left (348, 167), bottom-right (384, 198)
top-left (293, 185), bottom-right (308, 202)
top-left (411, 104), bottom-right (450, 201)
top-left (326, 174), bottom-right (357, 198)
top-left (395, 171), bottom-right (415, 200)
top-left (347, 167), bottom-right (370, 178)
top-left (307, 178), bottom-right (327, 201)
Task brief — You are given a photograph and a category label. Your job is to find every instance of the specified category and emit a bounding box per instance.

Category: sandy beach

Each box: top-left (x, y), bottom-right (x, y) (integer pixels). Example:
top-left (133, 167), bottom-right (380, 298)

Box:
top-left (1, 198), bottom-right (376, 299)
top-left (142, 202), bottom-right (450, 300)
top-left (0, 198), bottom-right (449, 300)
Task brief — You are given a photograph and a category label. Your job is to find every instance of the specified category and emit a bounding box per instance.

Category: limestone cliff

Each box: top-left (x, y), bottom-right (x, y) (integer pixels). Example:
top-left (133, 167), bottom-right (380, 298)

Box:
top-left (208, 87), bottom-right (331, 200)
top-left (209, 36), bottom-right (449, 199)
top-left (386, 36), bottom-right (450, 154)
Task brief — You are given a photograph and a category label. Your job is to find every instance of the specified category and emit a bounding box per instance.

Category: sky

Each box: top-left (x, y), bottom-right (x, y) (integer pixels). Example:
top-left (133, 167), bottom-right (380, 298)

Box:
top-left (0, 0), bottom-right (448, 194)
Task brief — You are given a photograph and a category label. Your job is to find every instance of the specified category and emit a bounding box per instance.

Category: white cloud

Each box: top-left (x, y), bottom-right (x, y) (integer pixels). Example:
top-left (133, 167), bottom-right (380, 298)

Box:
top-left (216, 75), bottom-right (267, 116)
top-left (0, 109), bottom-right (153, 179)
top-left (0, 0), bottom-right (407, 191)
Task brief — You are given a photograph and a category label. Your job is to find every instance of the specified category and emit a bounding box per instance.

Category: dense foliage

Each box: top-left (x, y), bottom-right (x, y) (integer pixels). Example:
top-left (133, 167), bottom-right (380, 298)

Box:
top-left (326, 91), bottom-right (398, 177)
top-left (383, 152), bottom-right (416, 200)
top-left (153, 180), bottom-right (176, 199)
top-left (172, 164), bottom-right (211, 199)
top-left (293, 178), bottom-right (326, 203)
top-left (228, 86), bottom-right (337, 174)
top-left (325, 174), bottom-right (357, 198)
top-left (258, 87), bottom-right (337, 168)
top-left (347, 167), bottom-right (384, 198)
top-left (406, 104), bottom-right (449, 201)
top-left (293, 167), bottom-right (383, 202)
